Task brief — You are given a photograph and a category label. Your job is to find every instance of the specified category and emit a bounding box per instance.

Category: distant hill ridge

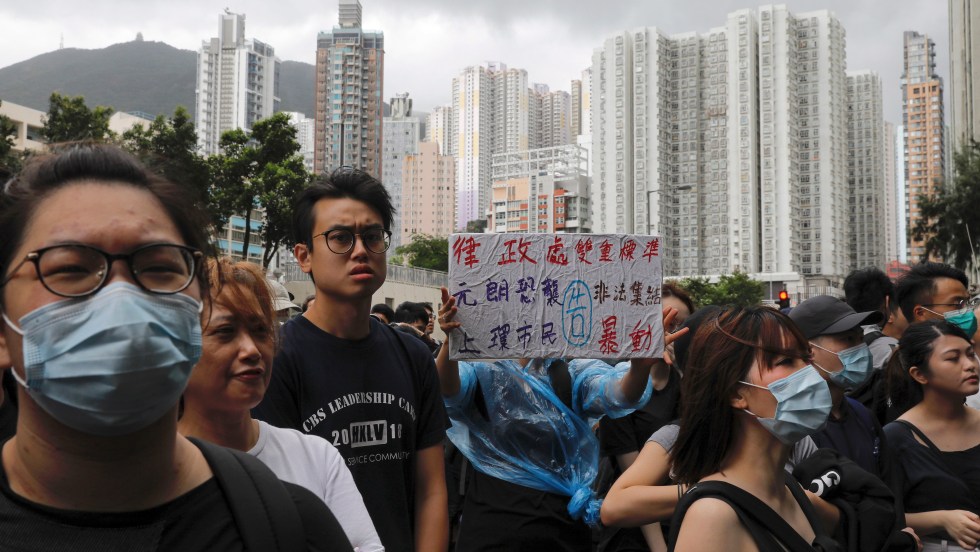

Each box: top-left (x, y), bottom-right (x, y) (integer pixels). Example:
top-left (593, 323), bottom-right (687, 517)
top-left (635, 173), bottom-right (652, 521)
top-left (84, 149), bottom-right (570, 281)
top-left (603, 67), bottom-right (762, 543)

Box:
top-left (0, 40), bottom-right (315, 120)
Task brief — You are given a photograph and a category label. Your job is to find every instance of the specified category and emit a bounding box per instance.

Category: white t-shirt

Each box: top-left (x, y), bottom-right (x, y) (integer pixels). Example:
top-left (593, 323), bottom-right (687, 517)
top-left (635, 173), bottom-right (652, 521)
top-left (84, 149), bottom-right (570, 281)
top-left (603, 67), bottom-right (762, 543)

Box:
top-left (250, 420), bottom-right (384, 552)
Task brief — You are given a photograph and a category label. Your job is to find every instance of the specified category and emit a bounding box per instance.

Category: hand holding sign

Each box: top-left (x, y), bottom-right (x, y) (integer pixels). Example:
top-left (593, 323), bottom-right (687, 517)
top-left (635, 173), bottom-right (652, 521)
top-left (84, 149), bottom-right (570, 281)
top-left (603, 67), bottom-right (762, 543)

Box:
top-left (448, 233), bottom-right (665, 360)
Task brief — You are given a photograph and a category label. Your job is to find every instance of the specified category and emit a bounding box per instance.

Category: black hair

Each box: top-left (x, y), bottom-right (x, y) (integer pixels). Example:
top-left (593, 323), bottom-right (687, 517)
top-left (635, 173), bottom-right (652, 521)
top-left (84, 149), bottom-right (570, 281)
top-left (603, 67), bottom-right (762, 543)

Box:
top-left (672, 305), bottom-right (722, 371)
top-left (394, 301), bottom-right (429, 325)
top-left (895, 262), bottom-right (969, 322)
top-left (371, 303), bottom-right (395, 321)
top-left (844, 267), bottom-right (896, 315)
top-left (0, 143), bottom-right (211, 307)
top-left (886, 319), bottom-right (972, 410)
top-left (292, 167), bottom-right (394, 250)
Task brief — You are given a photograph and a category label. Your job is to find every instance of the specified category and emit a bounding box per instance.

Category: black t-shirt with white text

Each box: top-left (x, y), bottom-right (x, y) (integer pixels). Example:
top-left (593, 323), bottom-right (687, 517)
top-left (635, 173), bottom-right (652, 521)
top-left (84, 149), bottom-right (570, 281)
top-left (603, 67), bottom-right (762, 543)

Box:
top-left (254, 315), bottom-right (448, 552)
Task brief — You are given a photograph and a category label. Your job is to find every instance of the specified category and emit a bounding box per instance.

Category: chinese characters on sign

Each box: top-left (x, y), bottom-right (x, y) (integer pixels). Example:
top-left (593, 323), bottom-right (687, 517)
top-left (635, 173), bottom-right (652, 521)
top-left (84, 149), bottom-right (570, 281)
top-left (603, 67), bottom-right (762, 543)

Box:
top-left (448, 233), bottom-right (664, 359)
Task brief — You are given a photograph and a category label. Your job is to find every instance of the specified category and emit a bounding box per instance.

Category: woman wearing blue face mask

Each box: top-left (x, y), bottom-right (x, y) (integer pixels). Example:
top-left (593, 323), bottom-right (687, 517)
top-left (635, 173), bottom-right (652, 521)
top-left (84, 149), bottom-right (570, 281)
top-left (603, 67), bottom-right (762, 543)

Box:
top-left (884, 320), bottom-right (980, 551)
top-left (669, 306), bottom-right (839, 552)
top-left (0, 144), bottom-right (349, 550)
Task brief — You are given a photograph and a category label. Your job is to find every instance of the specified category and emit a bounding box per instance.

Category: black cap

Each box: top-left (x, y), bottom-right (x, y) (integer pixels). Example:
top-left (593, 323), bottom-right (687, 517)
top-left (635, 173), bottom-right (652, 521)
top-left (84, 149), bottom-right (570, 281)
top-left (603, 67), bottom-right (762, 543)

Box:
top-left (788, 295), bottom-right (884, 340)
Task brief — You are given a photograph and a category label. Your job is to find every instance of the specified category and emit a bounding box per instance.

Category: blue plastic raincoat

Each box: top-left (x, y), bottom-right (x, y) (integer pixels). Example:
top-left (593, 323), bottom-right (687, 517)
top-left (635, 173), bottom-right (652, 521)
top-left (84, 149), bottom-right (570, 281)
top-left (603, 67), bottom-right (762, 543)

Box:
top-left (445, 358), bottom-right (653, 527)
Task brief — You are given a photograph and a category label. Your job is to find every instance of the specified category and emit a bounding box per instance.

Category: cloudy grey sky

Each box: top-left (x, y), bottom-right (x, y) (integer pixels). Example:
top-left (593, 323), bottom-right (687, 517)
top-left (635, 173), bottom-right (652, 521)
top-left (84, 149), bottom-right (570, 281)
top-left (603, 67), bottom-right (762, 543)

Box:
top-left (0, 1), bottom-right (949, 124)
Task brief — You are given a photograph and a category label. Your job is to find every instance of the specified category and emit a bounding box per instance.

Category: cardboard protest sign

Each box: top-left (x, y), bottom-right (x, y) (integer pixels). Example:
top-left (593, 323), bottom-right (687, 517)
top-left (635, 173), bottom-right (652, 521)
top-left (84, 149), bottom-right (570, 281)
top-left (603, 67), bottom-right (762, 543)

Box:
top-left (448, 233), bottom-right (664, 360)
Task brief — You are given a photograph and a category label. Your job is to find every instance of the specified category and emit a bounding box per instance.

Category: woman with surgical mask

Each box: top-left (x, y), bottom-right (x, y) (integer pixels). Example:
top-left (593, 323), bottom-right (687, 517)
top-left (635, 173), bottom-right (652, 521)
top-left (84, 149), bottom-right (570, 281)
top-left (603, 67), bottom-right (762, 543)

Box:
top-left (884, 320), bottom-right (980, 551)
top-left (669, 307), bottom-right (838, 552)
top-left (0, 144), bottom-right (346, 549)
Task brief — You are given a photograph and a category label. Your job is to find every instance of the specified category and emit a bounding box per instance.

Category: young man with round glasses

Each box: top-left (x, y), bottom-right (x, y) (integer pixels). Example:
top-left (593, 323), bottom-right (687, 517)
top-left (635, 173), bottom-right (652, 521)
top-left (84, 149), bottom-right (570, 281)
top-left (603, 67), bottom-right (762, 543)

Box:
top-left (254, 168), bottom-right (449, 552)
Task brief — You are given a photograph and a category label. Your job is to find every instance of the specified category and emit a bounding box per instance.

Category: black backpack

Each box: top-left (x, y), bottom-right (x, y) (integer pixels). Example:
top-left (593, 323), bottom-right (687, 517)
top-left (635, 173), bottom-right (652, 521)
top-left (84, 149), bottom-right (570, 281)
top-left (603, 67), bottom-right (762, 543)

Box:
top-left (190, 437), bottom-right (306, 551)
top-left (668, 472), bottom-right (840, 552)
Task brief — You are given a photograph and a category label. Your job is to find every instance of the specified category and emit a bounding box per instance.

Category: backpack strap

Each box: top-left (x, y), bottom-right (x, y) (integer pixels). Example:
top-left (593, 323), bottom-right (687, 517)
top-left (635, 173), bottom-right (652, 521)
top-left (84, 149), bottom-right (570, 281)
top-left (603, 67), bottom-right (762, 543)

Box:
top-left (190, 437), bottom-right (305, 552)
top-left (668, 479), bottom-right (818, 552)
top-left (863, 331), bottom-right (884, 346)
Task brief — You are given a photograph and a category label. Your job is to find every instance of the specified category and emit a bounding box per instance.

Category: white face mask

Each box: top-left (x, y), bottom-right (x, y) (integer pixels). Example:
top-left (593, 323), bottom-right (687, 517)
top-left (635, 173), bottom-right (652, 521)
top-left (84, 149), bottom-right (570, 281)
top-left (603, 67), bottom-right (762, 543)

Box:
top-left (4, 282), bottom-right (202, 436)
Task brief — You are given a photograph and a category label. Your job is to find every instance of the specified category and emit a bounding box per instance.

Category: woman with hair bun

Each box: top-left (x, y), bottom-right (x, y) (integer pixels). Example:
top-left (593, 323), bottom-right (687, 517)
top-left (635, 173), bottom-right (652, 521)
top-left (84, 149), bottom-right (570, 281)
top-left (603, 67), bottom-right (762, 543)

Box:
top-left (884, 320), bottom-right (980, 551)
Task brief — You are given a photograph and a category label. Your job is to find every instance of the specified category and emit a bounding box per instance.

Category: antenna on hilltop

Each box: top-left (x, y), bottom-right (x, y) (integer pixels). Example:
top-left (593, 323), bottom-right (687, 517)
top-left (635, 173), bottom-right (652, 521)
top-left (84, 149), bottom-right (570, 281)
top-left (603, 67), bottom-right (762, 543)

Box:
top-left (59, 33), bottom-right (64, 49)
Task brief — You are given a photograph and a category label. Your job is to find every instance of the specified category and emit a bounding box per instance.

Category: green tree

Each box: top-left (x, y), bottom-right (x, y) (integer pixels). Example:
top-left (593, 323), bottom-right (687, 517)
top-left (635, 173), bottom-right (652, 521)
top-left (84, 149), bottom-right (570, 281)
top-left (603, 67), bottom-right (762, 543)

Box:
top-left (465, 219), bottom-right (487, 233)
top-left (912, 140), bottom-right (980, 269)
top-left (678, 276), bottom-right (714, 309)
top-left (394, 234), bottom-right (449, 272)
top-left (40, 92), bottom-right (114, 143)
top-left (678, 271), bottom-right (763, 308)
top-left (711, 271), bottom-right (765, 307)
top-left (121, 106), bottom-right (213, 223)
top-left (209, 112), bottom-right (308, 267)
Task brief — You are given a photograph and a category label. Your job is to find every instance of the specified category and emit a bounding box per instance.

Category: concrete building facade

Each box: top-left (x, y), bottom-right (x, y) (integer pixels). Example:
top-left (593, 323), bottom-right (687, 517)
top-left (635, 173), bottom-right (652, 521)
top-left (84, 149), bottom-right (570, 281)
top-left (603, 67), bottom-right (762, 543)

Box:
top-left (592, 6), bottom-right (861, 296)
top-left (950, 0), bottom-right (980, 154)
top-left (846, 71), bottom-right (886, 270)
top-left (285, 111), bottom-right (315, 173)
top-left (400, 141), bottom-right (456, 243)
top-left (195, 11), bottom-right (280, 155)
top-left (314, 0), bottom-right (384, 177)
top-left (902, 30), bottom-right (945, 261)
top-left (883, 121), bottom-right (901, 263)
top-left (382, 93), bottom-right (421, 248)
top-left (489, 144), bottom-right (591, 234)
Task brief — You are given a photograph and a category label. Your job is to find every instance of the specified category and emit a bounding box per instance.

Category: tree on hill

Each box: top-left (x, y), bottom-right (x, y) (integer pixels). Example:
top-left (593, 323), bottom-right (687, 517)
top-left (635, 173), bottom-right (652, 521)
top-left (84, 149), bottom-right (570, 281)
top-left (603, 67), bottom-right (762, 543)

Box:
top-left (394, 234), bottom-right (449, 272)
top-left (121, 106), bottom-right (213, 223)
top-left (912, 140), bottom-right (980, 270)
top-left (40, 92), bottom-right (114, 142)
top-left (209, 112), bottom-right (309, 267)
top-left (0, 100), bottom-right (19, 178)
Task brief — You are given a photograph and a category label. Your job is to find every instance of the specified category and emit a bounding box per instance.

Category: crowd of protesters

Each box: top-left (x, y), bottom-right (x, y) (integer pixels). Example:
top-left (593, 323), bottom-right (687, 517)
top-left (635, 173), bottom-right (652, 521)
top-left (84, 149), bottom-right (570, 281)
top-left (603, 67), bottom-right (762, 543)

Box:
top-left (1, 142), bottom-right (978, 551)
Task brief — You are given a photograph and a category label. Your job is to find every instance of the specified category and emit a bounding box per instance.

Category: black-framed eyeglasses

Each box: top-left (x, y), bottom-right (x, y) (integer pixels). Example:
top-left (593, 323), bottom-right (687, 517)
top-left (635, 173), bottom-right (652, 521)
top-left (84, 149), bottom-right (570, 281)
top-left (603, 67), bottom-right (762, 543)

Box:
top-left (1, 243), bottom-right (203, 298)
top-left (923, 297), bottom-right (980, 311)
top-left (314, 228), bottom-right (391, 255)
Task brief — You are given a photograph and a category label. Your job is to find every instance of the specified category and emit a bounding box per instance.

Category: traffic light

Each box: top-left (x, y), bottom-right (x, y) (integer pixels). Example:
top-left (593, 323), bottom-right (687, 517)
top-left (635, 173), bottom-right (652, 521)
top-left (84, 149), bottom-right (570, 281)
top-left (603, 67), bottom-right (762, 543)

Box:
top-left (778, 290), bottom-right (791, 310)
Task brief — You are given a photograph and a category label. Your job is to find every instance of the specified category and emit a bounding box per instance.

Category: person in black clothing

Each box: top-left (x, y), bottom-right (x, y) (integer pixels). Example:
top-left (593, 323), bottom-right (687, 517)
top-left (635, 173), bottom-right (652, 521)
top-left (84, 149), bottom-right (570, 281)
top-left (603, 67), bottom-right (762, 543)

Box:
top-left (788, 295), bottom-right (888, 478)
top-left (597, 282), bottom-right (693, 552)
top-left (0, 369), bottom-right (16, 444)
top-left (843, 268), bottom-right (907, 372)
top-left (884, 320), bottom-right (980, 551)
top-left (0, 144), bottom-right (348, 549)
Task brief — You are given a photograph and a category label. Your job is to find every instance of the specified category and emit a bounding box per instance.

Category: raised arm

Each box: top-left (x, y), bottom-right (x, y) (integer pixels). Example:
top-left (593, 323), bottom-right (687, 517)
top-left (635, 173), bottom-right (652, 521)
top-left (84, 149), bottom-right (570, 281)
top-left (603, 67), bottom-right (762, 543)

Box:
top-left (616, 307), bottom-right (689, 404)
top-left (435, 287), bottom-right (462, 397)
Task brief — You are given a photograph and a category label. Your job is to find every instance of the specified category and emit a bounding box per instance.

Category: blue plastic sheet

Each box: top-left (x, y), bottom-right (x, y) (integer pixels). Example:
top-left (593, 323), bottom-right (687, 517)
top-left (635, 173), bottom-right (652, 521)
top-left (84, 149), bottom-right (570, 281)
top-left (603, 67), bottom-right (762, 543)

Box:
top-left (445, 358), bottom-right (652, 526)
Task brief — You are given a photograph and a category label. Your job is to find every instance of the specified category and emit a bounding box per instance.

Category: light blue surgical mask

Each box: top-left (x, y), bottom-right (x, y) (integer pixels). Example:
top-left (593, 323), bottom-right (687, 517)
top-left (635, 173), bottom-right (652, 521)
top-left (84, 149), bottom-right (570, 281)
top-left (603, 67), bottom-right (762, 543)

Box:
top-left (2, 282), bottom-right (202, 436)
top-left (811, 342), bottom-right (874, 390)
top-left (739, 365), bottom-right (832, 445)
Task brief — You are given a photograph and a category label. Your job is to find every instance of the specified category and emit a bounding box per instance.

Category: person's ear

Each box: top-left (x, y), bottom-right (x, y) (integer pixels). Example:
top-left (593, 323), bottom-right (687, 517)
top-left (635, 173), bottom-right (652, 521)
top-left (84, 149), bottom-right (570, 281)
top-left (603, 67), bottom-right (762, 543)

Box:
top-left (730, 386), bottom-right (749, 410)
top-left (909, 365), bottom-right (929, 386)
top-left (0, 312), bottom-right (10, 370)
top-left (294, 243), bottom-right (312, 273)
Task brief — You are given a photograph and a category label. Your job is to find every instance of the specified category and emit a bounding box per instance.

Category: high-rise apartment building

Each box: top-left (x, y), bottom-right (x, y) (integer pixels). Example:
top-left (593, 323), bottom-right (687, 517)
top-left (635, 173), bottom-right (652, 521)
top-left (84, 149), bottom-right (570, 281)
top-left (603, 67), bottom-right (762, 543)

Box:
top-left (950, 0), bottom-right (980, 153)
top-left (489, 145), bottom-right (591, 233)
top-left (592, 6), bottom-right (857, 292)
top-left (846, 71), bottom-right (886, 270)
top-left (571, 80), bottom-right (582, 137)
top-left (382, 93), bottom-right (421, 248)
top-left (426, 105), bottom-right (455, 156)
top-left (195, 11), bottom-right (280, 155)
top-left (883, 121), bottom-right (901, 262)
top-left (902, 31), bottom-right (945, 261)
top-left (529, 85), bottom-right (573, 150)
top-left (285, 111), bottom-right (315, 173)
top-left (401, 141), bottom-right (456, 242)
top-left (451, 63), bottom-right (530, 229)
top-left (314, 0), bottom-right (384, 176)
